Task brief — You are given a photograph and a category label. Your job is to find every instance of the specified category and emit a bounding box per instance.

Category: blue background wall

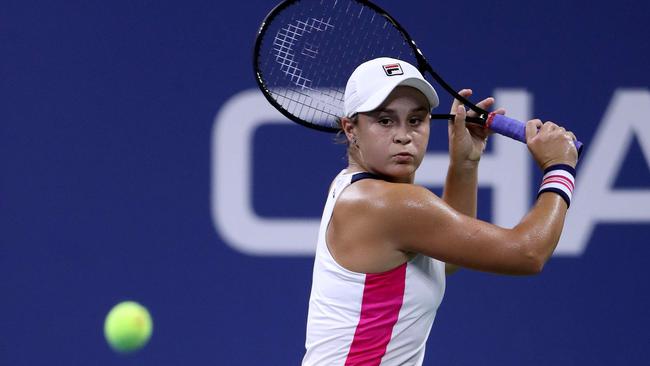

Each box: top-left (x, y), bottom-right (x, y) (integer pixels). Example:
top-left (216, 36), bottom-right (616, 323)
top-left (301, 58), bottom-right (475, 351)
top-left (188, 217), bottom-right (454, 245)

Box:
top-left (2, 0), bottom-right (649, 365)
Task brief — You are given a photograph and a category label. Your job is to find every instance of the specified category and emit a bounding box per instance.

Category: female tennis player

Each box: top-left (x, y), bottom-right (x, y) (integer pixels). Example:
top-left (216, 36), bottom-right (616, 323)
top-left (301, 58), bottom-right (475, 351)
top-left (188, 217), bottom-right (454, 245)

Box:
top-left (302, 58), bottom-right (578, 366)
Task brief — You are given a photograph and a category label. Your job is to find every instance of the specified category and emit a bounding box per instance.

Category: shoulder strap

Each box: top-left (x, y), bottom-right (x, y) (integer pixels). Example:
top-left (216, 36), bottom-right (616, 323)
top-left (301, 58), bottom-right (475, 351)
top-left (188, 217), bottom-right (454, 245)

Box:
top-left (350, 172), bottom-right (382, 184)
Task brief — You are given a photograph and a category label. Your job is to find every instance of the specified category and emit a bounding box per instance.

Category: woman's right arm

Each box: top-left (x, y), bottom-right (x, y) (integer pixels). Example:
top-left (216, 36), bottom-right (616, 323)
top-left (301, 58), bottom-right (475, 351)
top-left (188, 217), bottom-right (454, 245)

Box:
top-left (369, 119), bottom-right (578, 275)
top-left (369, 182), bottom-right (566, 275)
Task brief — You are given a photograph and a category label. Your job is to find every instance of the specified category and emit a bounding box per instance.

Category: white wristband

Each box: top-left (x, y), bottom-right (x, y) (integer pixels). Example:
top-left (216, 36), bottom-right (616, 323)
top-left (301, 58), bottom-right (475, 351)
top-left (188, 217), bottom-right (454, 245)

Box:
top-left (538, 164), bottom-right (576, 207)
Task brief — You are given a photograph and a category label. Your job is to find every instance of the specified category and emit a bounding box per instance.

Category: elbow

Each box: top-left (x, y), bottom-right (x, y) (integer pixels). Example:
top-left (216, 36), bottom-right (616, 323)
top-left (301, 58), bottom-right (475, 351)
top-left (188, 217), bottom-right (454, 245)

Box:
top-left (520, 250), bottom-right (545, 275)
top-left (505, 230), bottom-right (553, 275)
top-left (519, 240), bottom-right (553, 274)
top-left (498, 243), bottom-right (546, 275)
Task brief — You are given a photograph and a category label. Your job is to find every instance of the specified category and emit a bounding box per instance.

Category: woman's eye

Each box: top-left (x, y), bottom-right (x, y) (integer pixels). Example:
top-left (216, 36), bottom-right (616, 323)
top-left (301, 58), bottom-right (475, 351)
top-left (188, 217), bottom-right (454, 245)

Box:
top-left (409, 118), bottom-right (423, 125)
top-left (378, 118), bottom-right (393, 126)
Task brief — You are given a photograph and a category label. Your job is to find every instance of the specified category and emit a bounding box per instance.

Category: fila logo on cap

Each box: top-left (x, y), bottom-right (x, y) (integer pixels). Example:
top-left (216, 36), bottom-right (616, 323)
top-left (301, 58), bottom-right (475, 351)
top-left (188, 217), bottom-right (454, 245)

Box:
top-left (382, 63), bottom-right (403, 76)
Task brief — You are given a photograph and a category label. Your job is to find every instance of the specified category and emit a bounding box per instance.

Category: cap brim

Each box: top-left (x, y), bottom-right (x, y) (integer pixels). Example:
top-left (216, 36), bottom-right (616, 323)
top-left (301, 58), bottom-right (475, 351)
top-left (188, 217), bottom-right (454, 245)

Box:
top-left (350, 77), bottom-right (439, 116)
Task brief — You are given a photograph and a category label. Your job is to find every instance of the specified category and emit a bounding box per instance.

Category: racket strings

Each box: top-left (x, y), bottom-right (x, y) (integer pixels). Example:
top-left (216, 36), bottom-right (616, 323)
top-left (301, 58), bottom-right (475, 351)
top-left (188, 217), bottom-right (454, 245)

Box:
top-left (273, 17), bottom-right (335, 89)
top-left (257, 0), bottom-right (418, 130)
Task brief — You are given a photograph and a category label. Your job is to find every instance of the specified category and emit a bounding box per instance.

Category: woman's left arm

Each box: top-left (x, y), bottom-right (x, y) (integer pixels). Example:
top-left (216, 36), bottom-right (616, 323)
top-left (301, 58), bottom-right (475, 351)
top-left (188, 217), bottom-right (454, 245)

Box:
top-left (442, 89), bottom-right (505, 274)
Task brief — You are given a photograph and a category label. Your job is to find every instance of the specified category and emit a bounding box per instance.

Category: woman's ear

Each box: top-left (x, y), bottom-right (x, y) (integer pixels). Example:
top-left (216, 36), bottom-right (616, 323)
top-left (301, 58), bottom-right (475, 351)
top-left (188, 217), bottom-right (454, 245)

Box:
top-left (340, 116), bottom-right (356, 143)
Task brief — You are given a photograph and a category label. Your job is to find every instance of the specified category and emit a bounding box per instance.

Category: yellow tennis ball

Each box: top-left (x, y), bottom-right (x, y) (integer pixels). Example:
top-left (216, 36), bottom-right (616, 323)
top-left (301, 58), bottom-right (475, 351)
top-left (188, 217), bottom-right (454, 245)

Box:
top-left (104, 301), bottom-right (153, 353)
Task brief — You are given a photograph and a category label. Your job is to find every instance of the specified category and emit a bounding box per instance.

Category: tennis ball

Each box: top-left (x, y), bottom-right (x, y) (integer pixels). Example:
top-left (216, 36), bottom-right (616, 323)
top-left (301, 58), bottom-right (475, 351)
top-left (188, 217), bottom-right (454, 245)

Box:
top-left (104, 301), bottom-right (153, 353)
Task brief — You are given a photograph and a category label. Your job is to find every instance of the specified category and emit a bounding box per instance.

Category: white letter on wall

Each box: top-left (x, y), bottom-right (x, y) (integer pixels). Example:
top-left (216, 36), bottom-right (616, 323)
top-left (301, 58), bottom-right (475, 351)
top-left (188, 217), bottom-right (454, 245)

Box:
top-left (558, 89), bottom-right (650, 255)
top-left (211, 90), bottom-right (320, 256)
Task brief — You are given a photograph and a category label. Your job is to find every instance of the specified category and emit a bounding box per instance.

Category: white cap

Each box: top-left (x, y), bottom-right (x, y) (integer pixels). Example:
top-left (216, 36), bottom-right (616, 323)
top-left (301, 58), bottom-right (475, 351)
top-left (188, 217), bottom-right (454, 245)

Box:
top-left (343, 57), bottom-right (439, 117)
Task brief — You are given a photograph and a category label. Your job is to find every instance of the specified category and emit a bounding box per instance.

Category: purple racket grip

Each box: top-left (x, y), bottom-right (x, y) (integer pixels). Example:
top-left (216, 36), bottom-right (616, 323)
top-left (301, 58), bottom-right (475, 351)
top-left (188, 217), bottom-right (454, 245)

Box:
top-left (487, 113), bottom-right (584, 157)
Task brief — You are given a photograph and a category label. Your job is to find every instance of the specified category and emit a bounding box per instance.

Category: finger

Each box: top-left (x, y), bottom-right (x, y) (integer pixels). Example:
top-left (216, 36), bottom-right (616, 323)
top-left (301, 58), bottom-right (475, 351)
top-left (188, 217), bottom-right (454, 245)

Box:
top-left (450, 89), bottom-right (472, 114)
top-left (566, 131), bottom-right (577, 141)
top-left (543, 121), bottom-right (558, 130)
top-left (453, 105), bottom-right (466, 131)
top-left (526, 119), bottom-right (543, 142)
top-left (467, 124), bottom-right (490, 140)
top-left (467, 123), bottom-right (487, 134)
top-left (540, 121), bottom-right (556, 133)
top-left (467, 97), bottom-right (495, 118)
top-left (458, 88), bottom-right (472, 97)
top-left (492, 107), bottom-right (506, 115)
top-left (474, 97), bottom-right (495, 112)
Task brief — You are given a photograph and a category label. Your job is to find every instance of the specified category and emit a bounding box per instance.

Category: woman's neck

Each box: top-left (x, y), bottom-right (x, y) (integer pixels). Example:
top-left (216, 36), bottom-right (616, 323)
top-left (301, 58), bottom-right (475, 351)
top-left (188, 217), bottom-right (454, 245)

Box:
top-left (345, 158), bottom-right (414, 184)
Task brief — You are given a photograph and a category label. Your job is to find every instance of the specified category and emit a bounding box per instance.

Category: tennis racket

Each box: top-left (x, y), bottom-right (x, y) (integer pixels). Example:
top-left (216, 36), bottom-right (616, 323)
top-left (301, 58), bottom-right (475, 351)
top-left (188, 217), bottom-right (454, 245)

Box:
top-left (253, 0), bottom-right (583, 155)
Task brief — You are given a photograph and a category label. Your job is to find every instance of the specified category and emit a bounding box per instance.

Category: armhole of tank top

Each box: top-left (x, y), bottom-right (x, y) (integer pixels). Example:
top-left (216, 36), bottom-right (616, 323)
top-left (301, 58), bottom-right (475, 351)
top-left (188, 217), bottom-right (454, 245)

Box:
top-left (322, 173), bottom-right (417, 276)
top-left (323, 177), bottom-right (367, 277)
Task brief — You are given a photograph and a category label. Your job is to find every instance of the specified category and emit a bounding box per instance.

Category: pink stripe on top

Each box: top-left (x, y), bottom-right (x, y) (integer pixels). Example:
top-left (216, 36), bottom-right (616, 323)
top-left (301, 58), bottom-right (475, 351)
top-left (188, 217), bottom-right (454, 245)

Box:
top-left (345, 263), bottom-right (407, 366)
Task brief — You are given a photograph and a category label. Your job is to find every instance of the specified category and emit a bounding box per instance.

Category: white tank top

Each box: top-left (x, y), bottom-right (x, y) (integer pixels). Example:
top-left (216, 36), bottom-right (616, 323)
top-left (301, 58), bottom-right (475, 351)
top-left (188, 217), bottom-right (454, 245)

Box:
top-left (303, 170), bottom-right (446, 366)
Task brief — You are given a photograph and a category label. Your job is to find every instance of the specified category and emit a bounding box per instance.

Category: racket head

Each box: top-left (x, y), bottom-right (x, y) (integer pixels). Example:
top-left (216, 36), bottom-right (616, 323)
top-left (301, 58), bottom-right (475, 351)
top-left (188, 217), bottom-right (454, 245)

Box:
top-left (254, 0), bottom-right (479, 133)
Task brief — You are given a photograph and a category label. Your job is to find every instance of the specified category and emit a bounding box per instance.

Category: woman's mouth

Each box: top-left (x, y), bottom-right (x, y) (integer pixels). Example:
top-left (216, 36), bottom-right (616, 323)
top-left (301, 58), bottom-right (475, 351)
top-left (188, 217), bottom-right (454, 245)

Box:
top-left (393, 152), bottom-right (414, 162)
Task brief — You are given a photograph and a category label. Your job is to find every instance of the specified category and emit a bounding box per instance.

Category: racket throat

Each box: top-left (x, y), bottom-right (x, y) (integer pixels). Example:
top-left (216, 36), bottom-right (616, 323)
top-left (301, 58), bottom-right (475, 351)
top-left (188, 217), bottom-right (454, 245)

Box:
top-left (430, 113), bottom-right (485, 125)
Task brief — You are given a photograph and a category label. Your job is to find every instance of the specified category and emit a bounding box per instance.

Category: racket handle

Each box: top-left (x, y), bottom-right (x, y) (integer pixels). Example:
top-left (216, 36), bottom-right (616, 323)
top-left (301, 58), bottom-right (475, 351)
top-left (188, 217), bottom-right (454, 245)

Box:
top-left (487, 113), bottom-right (584, 157)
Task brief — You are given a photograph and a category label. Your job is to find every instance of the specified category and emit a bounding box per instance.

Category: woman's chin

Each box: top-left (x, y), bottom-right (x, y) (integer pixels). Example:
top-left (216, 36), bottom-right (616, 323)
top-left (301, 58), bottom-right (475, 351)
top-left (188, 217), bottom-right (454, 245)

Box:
top-left (381, 164), bottom-right (417, 182)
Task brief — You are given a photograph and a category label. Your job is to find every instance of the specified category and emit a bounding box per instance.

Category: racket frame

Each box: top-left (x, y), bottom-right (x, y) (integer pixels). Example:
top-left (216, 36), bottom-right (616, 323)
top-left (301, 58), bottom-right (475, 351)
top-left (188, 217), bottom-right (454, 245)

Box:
top-left (253, 0), bottom-right (491, 133)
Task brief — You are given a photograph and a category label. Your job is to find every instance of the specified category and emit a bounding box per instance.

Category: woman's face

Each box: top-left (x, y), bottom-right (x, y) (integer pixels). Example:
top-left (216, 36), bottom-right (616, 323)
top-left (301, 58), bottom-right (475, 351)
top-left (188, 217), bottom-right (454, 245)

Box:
top-left (349, 86), bottom-right (431, 183)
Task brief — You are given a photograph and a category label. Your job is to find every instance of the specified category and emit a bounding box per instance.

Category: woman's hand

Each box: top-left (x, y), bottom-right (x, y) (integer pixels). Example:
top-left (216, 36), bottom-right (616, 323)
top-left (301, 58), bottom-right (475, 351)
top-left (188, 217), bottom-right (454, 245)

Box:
top-left (448, 89), bottom-right (505, 165)
top-left (526, 119), bottom-right (578, 169)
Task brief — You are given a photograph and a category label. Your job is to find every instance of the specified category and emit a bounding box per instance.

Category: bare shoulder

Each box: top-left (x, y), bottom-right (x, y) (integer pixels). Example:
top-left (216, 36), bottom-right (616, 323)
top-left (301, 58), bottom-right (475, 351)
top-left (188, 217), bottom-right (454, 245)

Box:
top-left (332, 178), bottom-right (474, 263)
top-left (329, 179), bottom-right (453, 273)
top-left (335, 179), bottom-right (457, 229)
top-left (328, 179), bottom-right (433, 273)
top-left (336, 179), bottom-right (438, 213)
